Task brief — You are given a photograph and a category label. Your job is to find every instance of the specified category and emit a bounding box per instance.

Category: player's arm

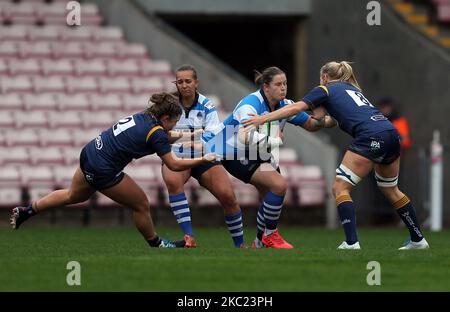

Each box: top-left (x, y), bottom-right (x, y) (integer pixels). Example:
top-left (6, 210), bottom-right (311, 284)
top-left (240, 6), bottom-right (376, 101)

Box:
top-left (160, 152), bottom-right (216, 171)
top-left (243, 101), bottom-right (309, 129)
top-left (148, 127), bottom-right (215, 171)
top-left (300, 107), bottom-right (337, 132)
top-left (235, 103), bottom-right (282, 147)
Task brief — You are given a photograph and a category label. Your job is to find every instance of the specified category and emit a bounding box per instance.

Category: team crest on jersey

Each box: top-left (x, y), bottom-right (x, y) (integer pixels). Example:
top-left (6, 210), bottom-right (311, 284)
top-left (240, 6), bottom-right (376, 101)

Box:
top-left (95, 135), bottom-right (103, 150)
top-left (197, 111), bottom-right (203, 118)
top-left (370, 140), bottom-right (380, 151)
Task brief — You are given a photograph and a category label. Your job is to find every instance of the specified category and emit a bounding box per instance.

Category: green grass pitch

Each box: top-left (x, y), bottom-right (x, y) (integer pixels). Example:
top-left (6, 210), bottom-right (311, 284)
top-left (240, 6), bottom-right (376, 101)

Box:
top-left (1, 226), bottom-right (449, 291)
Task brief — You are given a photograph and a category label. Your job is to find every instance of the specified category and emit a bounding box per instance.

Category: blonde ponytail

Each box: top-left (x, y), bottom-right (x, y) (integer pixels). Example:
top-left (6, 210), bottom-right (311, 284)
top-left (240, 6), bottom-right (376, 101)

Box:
top-left (320, 61), bottom-right (361, 90)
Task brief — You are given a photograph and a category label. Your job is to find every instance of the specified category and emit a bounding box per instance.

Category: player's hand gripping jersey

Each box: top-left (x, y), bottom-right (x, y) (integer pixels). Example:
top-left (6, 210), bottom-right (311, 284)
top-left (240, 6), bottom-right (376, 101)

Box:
top-left (171, 93), bottom-right (221, 158)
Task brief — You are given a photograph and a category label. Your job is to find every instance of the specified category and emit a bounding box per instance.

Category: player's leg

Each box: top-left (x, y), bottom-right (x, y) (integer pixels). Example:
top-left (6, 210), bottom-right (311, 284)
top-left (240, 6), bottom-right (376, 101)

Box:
top-left (101, 173), bottom-right (184, 248)
top-left (198, 165), bottom-right (244, 248)
top-left (374, 158), bottom-right (428, 249)
top-left (10, 167), bottom-right (96, 229)
top-left (250, 163), bottom-right (292, 249)
top-left (252, 186), bottom-right (269, 248)
top-left (161, 165), bottom-right (195, 245)
top-left (333, 151), bottom-right (373, 249)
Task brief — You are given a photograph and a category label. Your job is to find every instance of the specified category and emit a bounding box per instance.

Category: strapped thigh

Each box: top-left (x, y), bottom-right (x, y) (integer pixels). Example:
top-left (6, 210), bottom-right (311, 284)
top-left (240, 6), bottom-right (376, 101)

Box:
top-left (335, 164), bottom-right (362, 186)
top-left (374, 171), bottom-right (398, 187)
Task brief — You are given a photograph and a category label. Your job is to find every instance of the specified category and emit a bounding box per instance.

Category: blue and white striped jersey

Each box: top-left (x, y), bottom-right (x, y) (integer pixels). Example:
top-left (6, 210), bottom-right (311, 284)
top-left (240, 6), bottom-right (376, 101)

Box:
top-left (172, 92), bottom-right (221, 158)
top-left (206, 89), bottom-right (310, 157)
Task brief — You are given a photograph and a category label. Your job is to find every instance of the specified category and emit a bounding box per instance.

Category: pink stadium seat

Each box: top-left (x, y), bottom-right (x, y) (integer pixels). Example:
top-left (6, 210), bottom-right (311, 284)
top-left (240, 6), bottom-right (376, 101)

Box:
top-left (93, 26), bottom-right (123, 42)
top-left (23, 93), bottom-right (56, 110)
top-left (0, 93), bottom-right (23, 110)
top-left (232, 182), bottom-right (259, 206)
top-left (56, 93), bottom-right (90, 110)
top-left (61, 147), bottom-right (81, 165)
top-left (0, 58), bottom-right (8, 74)
top-left (0, 111), bottom-right (15, 128)
top-left (20, 165), bottom-right (54, 186)
top-left (99, 77), bottom-right (131, 93)
top-left (53, 165), bottom-right (77, 187)
top-left (0, 166), bottom-right (21, 186)
top-left (82, 110), bottom-right (114, 128)
top-left (107, 59), bottom-right (140, 76)
top-left (0, 41), bottom-right (19, 58)
top-left (66, 76), bottom-right (98, 93)
top-left (19, 41), bottom-right (52, 58)
top-left (0, 188), bottom-right (22, 206)
top-left (72, 128), bottom-right (100, 146)
top-left (28, 185), bottom-right (55, 203)
top-left (89, 93), bottom-right (122, 111)
top-left (122, 93), bottom-right (150, 111)
top-left (28, 25), bottom-right (60, 41)
top-left (52, 41), bottom-right (84, 58)
top-left (84, 42), bottom-right (117, 58)
top-left (8, 58), bottom-right (41, 75)
top-left (33, 76), bottom-right (65, 92)
top-left (48, 111), bottom-right (82, 128)
top-left (1, 75), bottom-right (33, 93)
top-left (0, 25), bottom-right (28, 41)
top-left (140, 60), bottom-right (172, 75)
top-left (123, 163), bottom-right (157, 187)
top-left (278, 148), bottom-right (299, 165)
top-left (297, 180), bottom-right (326, 206)
top-left (0, 147), bottom-right (30, 165)
top-left (41, 59), bottom-right (73, 75)
top-left (131, 77), bottom-right (164, 93)
top-left (40, 128), bottom-right (73, 146)
top-left (73, 59), bottom-right (106, 76)
top-left (15, 111), bottom-right (48, 128)
top-left (119, 43), bottom-right (148, 59)
top-left (5, 128), bottom-right (40, 146)
top-left (29, 146), bottom-right (63, 165)
top-left (61, 26), bottom-right (94, 42)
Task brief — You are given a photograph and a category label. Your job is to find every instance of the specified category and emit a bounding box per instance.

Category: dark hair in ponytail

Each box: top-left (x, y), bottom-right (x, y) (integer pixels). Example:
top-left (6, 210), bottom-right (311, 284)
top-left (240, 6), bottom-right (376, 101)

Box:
top-left (254, 66), bottom-right (285, 86)
top-left (145, 92), bottom-right (181, 120)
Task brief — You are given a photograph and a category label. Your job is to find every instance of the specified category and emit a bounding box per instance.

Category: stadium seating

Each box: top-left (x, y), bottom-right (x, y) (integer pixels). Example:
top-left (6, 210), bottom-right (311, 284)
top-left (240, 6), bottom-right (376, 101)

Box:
top-left (0, 0), bottom-right (325, 214)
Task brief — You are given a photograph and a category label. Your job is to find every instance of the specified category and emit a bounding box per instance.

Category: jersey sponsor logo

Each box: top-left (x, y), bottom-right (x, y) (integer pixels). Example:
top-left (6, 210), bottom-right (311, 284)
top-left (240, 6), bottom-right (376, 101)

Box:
top-left (370, 140), bottom-right (381, 151)
top-left (95, 135), bottom-right (103, 150)
top-left (370, 114), bottom-right (388, 121)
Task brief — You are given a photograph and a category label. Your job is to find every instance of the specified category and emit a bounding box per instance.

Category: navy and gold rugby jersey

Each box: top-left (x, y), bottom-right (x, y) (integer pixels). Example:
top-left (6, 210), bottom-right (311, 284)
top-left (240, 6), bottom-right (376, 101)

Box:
top-left (84, 112), bottom-right (171, 172)
top-left (302, 81), bottom-right (395, 137)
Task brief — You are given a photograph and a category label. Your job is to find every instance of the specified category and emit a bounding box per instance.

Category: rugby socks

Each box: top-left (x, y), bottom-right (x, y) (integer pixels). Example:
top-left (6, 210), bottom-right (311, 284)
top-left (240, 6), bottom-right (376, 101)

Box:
top-left (225, 211), bottom-right (244, 247)
top-left (394, 196), bottom-right (424, 242)
top-left (336, 194), bottom-right (359, 245)
top-left (256, 203), bottom-right (265, 241)
top-left (262, 192), bottom-right (284, 235)
top-left (169, 193), bottom-right (193, 236)
top-left (26, 203), bottom-right (37, 216)
top-left (146, 235), bottom-right (162, 247)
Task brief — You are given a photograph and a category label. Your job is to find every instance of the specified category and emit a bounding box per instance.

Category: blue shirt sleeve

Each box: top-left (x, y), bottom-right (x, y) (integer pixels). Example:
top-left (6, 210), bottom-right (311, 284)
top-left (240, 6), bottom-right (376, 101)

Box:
top-left (288, 111), bottom-right (309, 126)
top-left (302, 86), bottom-right (329, 110)
top-left (146, 128), bottom-right (171, 156)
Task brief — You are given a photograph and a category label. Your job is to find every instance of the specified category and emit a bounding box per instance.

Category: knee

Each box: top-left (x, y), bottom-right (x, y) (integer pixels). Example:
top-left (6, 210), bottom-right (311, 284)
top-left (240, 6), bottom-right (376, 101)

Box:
top-left (270, 179), bottom-right (287, 196)
top-left (217, 189), bottom-right (239, 209)
top-left (133, 198), bottom-right (150, 214)
top-left (165, 179), bottom-right (185, 195)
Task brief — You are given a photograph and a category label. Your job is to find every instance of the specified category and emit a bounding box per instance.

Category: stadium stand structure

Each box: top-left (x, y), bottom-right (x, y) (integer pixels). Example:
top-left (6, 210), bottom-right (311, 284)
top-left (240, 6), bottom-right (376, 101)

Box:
top-left (0, 0), bottom-right (325, 223)
top-left (390, 0), bottom-right (450, 49)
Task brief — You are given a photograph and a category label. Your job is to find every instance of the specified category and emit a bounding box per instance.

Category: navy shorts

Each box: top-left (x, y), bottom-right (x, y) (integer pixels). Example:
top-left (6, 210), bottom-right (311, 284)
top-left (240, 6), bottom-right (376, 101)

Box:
top-left (221, 158), bottom-right (280, 184)
top-left (162, 161), bottom-right (221, 182)
top-left (79, 147), bottom-right (125, 190)
top-left (348, 129), bottom-right (401, 165)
